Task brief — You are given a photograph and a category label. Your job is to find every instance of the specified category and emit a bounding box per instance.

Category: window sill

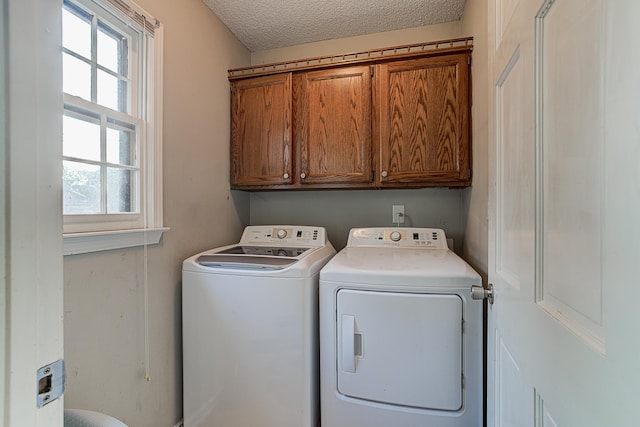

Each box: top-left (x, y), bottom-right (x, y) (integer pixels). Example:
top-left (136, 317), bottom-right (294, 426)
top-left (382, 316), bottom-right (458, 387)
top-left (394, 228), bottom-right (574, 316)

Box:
top-left (63, 227), bottom-right (170, 256)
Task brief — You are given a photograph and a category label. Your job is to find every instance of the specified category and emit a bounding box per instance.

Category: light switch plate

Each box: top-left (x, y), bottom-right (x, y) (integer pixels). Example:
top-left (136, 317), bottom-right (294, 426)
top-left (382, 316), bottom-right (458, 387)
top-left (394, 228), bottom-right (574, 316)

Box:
top-left (392, 205), bottom-right (405, 224)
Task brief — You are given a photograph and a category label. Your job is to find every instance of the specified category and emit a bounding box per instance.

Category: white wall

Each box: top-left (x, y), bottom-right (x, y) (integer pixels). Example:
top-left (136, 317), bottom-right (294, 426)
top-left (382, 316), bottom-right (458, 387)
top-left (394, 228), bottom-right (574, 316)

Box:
top-left (461, 0), bottom-right (489, 279)
top-left (251, 21), bottom-right (462, 65)
top-left (251, 189), bottom-right (466, 252)
top-left (63, 1), bottom-right (250, 426)
top-left (0, 3), bottom-right (6, 420)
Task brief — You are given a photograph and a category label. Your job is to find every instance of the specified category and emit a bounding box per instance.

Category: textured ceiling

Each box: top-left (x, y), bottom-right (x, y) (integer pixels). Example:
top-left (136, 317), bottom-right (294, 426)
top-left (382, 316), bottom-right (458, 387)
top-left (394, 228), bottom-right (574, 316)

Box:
top-left (202, 0), bottom-right (467, 52)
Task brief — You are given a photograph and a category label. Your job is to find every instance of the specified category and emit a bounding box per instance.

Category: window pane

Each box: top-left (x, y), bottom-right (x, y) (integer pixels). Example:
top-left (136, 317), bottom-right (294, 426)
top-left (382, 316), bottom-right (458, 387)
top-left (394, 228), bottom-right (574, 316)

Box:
top-left (106, 126), bottom-right (134, 166)
top-left (63, 6), bottom-right (91, 59)
top-left (63, 53), bottom-right (91, 100)
top-left (63, 161), bottom-right (101, 214)
top-left (107, 167), bottom-right (135, 213)
top-left (98, 70), bottom-right (128, 112)
top-left (63, 113), bottom-right (101, 161)
top-left (98, 21), bottom-right (128, 76)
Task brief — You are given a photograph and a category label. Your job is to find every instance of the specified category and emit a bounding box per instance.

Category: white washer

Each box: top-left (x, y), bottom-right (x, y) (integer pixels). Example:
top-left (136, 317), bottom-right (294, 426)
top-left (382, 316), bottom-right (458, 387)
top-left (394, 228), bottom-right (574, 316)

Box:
top-left (319, 228), bottom-right (483, 427)
top-left (182, 225), bottom-right (336, 427)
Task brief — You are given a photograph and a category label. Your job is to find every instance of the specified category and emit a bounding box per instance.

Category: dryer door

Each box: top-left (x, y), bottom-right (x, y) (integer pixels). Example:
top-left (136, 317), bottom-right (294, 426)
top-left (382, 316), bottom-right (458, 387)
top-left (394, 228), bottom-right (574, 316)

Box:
top-left (337, 289), bottom-right (463, 411)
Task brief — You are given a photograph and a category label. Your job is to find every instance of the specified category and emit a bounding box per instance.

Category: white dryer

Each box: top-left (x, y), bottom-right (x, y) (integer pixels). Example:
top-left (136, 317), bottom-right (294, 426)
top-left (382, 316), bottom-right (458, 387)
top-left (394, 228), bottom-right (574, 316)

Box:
top-left (182, 225), bottom-right (336, 427)
top-left (319, 228), bottom-right (482, 427)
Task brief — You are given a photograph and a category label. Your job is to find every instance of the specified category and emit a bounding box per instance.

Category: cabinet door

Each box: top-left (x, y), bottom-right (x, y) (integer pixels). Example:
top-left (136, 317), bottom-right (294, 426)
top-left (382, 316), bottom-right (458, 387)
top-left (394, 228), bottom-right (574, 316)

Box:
top-left (294, 66), bottom-right (372, 186)
top-left (231, 73), bottom-right (292, 187)
top-left (376, 53), bottom-right (471, 186)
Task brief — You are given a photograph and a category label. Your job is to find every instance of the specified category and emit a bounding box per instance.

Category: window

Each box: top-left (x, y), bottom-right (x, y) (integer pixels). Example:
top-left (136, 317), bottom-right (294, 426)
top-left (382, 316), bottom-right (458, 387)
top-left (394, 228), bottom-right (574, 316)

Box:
top-left (62, 0), bottom-right (165, 252)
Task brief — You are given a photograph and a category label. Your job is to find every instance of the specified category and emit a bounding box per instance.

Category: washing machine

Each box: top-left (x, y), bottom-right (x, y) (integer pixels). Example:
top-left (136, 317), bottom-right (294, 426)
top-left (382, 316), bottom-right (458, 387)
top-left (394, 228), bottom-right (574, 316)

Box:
top-left (319, 227), bottom-right (483, 427)
top-left (182, 225), bottom-right (336, 427)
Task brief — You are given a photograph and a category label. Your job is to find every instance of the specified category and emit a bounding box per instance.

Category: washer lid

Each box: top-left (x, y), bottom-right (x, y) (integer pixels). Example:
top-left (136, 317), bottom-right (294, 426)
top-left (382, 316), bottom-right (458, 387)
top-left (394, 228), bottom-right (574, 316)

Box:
top-left (195, 245), bottom-right (314, 270)
top-left (196, 254), bottom-right (298, 270)
top-left (216, 245), bottom-right (312, 257)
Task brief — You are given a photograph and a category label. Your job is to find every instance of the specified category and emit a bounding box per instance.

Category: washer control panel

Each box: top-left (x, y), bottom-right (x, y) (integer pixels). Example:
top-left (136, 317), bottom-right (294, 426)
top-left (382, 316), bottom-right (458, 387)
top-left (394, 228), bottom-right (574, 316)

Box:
top-left (347, 228), bottom-right (448, 249)
top-left (240, 225), bottom-right (326, 247)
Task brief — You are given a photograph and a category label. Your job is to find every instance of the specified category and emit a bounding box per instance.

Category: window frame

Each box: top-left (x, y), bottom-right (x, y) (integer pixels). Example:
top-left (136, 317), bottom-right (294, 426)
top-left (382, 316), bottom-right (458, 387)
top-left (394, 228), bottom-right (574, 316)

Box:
top-left (62, 0), bottom-right (166, 254)
top-left (63, 96), bottom-right (146, 231)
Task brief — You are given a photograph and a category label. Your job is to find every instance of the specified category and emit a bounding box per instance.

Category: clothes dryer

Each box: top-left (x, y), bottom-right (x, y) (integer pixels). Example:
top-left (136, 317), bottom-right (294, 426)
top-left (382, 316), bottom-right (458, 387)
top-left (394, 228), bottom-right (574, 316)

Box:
top-left (319, 228), bottom-right (482, 427)
top-left (183, 225), bottom-right (336, 427)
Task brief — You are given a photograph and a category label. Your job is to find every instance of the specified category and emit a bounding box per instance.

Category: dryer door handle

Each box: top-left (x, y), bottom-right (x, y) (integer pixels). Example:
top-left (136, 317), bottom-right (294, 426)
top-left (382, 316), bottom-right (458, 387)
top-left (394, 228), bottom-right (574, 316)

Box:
top-left (341, 315), bottom-right (356, 373)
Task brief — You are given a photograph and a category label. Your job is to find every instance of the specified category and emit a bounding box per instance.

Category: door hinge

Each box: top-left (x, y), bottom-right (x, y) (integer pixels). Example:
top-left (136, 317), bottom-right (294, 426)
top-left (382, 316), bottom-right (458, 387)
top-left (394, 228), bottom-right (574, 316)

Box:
top-left (37, 359), bottom-right (65, 407)
top-left (370, 65), bottom-right (375, 77)
top-left (461, 373), bottom-right (466, 389)
top-left (468, 55), bottom-right (472, 66)
top-left (461, 318), bottom-right (465, 333)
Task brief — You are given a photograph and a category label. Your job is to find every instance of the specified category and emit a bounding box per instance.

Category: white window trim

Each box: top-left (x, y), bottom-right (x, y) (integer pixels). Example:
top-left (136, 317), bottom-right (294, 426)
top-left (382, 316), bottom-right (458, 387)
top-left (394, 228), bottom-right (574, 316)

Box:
top-left (63, 0), bottom-right (167, 255)
top-left (63, 227), bottom-right (170, 255)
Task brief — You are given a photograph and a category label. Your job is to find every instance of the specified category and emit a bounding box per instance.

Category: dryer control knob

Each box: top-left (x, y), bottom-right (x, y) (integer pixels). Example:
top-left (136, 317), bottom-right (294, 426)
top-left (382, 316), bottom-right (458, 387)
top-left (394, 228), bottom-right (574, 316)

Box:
top-left (390, 231), bottom-right (402, 242)
top-left (277, 229), bottom-right (288, 239)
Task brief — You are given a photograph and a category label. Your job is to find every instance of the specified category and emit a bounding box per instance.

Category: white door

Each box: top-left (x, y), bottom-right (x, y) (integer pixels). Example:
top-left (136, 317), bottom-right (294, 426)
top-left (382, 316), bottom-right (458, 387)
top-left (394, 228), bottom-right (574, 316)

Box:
top-left (3, 0), bottom-right (64, 425)
top-left (488, 0), bottom-right (640, 425)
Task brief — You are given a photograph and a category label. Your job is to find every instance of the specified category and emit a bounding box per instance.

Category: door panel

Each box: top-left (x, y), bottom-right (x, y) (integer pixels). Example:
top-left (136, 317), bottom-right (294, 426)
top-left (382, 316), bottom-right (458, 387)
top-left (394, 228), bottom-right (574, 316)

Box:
top-left (495, 0), bottom-right (520, 48)
top-left (489, 0), bottom-right (640, 426)
top-left (534, 392), bottom-right (560, 427)
top-left (496, 333), bottom-right (528, 427)
top-left (495, 47), bottom-right (534, 291)
top-left (336, 290), bottom-right (463, 411)
top-left (536, 0), bottom-right (605, 352)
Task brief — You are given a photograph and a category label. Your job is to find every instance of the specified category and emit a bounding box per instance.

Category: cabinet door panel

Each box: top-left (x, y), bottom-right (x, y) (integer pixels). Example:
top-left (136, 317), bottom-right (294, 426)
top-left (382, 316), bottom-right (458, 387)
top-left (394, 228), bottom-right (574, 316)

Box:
top-left (231, 73), bottom-right (292, 187)
top-left (377, 54), bottom-right (470, 186)
top-left (295, 67), bottom-right (372, 185)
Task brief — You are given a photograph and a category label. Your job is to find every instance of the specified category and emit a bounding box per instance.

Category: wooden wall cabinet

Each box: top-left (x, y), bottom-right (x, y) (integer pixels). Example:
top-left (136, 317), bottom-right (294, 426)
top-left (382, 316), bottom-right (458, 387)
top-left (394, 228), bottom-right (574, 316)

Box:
top-left (293, 66), bottom-right (372, 187)
top-left (230, 73), bottom-right (292, 186)
top-left (375, 53), bottom-right (471, 187)
top-left (229, 39), bottom-right (472, 190)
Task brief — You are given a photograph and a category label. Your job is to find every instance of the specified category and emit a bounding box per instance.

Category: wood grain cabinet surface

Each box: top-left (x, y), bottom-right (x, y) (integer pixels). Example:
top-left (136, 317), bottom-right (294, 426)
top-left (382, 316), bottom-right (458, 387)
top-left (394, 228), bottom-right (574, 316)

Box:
top-left (294, 66), bottom-right (372, 187)
top-left (229, 40), bottom-right (472, 190)
top-left (230, 73), bottom-right (292, 187)
top-left (375, 53), bottom-right (471, 187)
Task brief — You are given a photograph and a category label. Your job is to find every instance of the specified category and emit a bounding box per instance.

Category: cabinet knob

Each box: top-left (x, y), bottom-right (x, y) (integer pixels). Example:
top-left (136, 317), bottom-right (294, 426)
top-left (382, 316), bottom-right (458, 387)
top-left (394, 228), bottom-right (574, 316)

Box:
top-left (300, 172), bottom-right (306, 179)
top-left (283, 173), bottom-right (289, 179)
top-left (381, 170), bottom-right (388, 177)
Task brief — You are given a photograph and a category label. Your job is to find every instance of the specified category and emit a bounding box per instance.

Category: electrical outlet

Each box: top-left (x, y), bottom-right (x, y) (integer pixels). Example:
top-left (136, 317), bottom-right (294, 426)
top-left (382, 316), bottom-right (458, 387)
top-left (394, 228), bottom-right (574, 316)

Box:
top-left (392, 205), bottom-right (405, 224)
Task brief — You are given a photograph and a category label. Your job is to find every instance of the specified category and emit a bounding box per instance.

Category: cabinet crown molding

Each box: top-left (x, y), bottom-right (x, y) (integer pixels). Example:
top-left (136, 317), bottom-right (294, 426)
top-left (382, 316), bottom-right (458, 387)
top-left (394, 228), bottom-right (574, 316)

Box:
top-left (228, 37), bottom-right (473, 80)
